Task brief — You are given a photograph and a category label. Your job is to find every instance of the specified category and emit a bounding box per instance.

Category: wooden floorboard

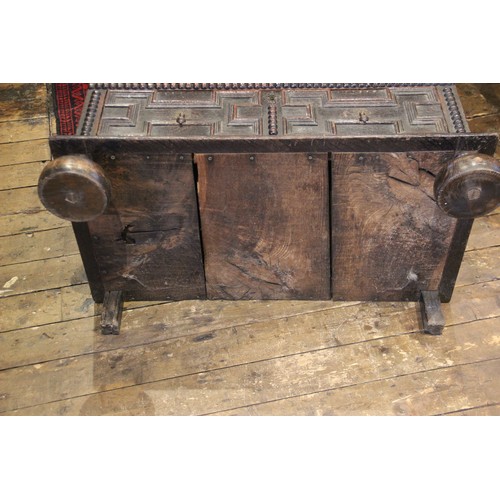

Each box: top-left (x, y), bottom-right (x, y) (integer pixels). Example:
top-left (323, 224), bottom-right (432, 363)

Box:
top-left (0, 83), bottom-right (498, 416)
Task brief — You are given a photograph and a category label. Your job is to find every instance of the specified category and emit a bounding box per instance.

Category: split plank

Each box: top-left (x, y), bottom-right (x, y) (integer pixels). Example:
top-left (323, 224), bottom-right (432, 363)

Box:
top-left (330, 152), bottom-right (456, 301)
top-left (215, 358), bottom-right (500, 416)
top-left (0, 280), bottom-right (498, 413)
top-left (2, 315), bottom-right (499, 415)
top-left (0, 226), bottom-right (78, 267)
top-left (0, 139), bottom-right (50, 167)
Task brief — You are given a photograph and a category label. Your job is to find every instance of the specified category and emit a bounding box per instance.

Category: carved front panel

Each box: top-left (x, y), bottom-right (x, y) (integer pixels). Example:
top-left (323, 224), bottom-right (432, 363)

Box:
top-left (280, 87), bottom-right (450, 135)
top-left (97, 90), bottom-right (264, 137)
top-left (82, 85), bottom-right (464, 137)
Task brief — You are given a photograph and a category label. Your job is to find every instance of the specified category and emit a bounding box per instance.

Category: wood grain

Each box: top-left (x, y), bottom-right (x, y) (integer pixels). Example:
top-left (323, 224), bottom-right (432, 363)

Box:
top-left (197, 153), bottom-right (330, 300)
top-left (466, 214), bottom-right (500, 250)
top-left (0, 161), bottom-right (46, 191)
top-left (0, 279), bottom-right (497, 414)
top-left (0, 186), bottom-right (44, 216)
top-left (0, 117), bottom-right (49, 144)
top-left (0, 212), bottom-right (68, 237)
top-left (331, 152), bottom-right (458, 301)
top-left (0, 254), bottom-right (86, 298)
top-left (0, 83), bottom-right (498, 417)
top-left (0, 297), bottom-right (359, 371)
top-left (0, 139), bottom-right (50, 167)
top-left (446, 404), bottom-right (500, 416)
top-left (85, 153), bottom-right (206, 301)
top-left (0, 84), bottom-right (48, 122)
top-left (0, 226), bottom-right (78, 267)
top-left (215, 358), bottom-right (500, 416)
top-left (2, 314), bottom-right (498, 415)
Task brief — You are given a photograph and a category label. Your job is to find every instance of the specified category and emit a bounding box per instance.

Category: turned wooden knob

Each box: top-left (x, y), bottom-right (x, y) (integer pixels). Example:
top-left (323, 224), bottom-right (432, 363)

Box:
top-left (434, 153), bottom-right (500, 218)
top-left (38, 155), bottom-right (111, 222)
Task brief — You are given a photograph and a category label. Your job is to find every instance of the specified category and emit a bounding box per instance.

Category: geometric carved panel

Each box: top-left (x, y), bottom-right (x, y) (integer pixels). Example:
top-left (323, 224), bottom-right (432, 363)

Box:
top-left (281, 87), bottom-right (450, 135)
top-left (98, 90), bottom-right (264, 136)
top-left (87, 85), bottom-right (456, 137)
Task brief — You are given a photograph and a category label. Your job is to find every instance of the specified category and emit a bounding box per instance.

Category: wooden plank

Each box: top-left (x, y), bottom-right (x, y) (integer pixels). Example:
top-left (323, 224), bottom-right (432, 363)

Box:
top-left (50, 133), bottom-right (499, 157)
top-left (0, 226), bottom-right (78, 267)
top-left (331, 152), bottom-right (457, 301)
top-left (86, 152), bottom-right (206, 301)
top-left (0, 186), bottom-right (44, 216)
top-left (446, 404), bottom-right (500, 416)
top-left (0, 297), bottom-right (359, 371)
top-left (197, 153), bottom-right (330, 300)
top-left (0, 117), bottom-right (49, 144)
top-left (215, 359), bottom-right (500, 416)
top-left (0, 254), bottom-right (86, 298)
top-left (0, 161), bottom-right (45, 191)
top-left (0, 254), bottom-right (496, 368)
top-left (0, 284), bottom-right (94, 333)
top-left (456, 84), bottom-right (499, 118)
top-left (0, 279), bottom-right (497, 413)
top-left (2, 314), bottom-right (498, 415)
top-left (0, 283), bottom-right (171, 334)
top-left (0, 84), bottom-right (48, 122)
top-left (456, 247), bottom-right (499, 286)
top-left (0, 139), bottom-right (50, 167)
top-left (467, 113), bottom-right (500, 157)
top-left (445, 280), bottom-right (500, 325)
top-left (0, 211), bottom-right (68, 237)
top-left (466, 214), bottom-right (500, 251)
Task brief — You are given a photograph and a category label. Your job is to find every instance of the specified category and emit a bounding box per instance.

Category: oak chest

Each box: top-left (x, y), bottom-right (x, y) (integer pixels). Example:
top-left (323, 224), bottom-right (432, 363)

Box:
top-left (39, 84), bottom-right (500, 334)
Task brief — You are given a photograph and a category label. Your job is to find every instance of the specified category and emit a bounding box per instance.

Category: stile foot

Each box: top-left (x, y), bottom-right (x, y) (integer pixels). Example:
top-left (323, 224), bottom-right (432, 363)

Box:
top-left (420, 291), bottom-right (445, 335)
top-left (101, 291), bottom-right (123, 335)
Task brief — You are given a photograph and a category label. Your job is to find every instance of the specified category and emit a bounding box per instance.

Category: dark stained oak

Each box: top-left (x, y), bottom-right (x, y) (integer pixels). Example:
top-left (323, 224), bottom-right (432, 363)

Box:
top-left (331, 152), bottom-right (459, 301)
top-left (85, 152), bottom-right (206, 301)
top-left (100, 291), bottom-right (123, 335)
top-left (196, 153), bottom-right (330, 300)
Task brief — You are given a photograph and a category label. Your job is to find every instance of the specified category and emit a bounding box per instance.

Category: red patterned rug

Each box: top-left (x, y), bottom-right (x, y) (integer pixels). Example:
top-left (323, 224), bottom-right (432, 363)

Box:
top-left (52, 84), bottom-right (89, 135)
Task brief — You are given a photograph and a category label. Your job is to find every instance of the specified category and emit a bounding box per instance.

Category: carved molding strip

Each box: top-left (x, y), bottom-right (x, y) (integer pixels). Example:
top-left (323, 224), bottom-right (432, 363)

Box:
top-left (90, 83), bottom-right (450, 91)
top-left (80, 90), bottom-right (102, 136)
top-left (442, 87), bottom-right (466, 133)
top-left (268, 102), bottom-right (278, 135)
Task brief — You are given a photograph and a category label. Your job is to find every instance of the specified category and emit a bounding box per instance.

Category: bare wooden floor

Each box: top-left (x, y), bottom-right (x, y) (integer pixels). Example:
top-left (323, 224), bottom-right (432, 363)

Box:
top-left (0, 83), bottom-right (498, 416)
